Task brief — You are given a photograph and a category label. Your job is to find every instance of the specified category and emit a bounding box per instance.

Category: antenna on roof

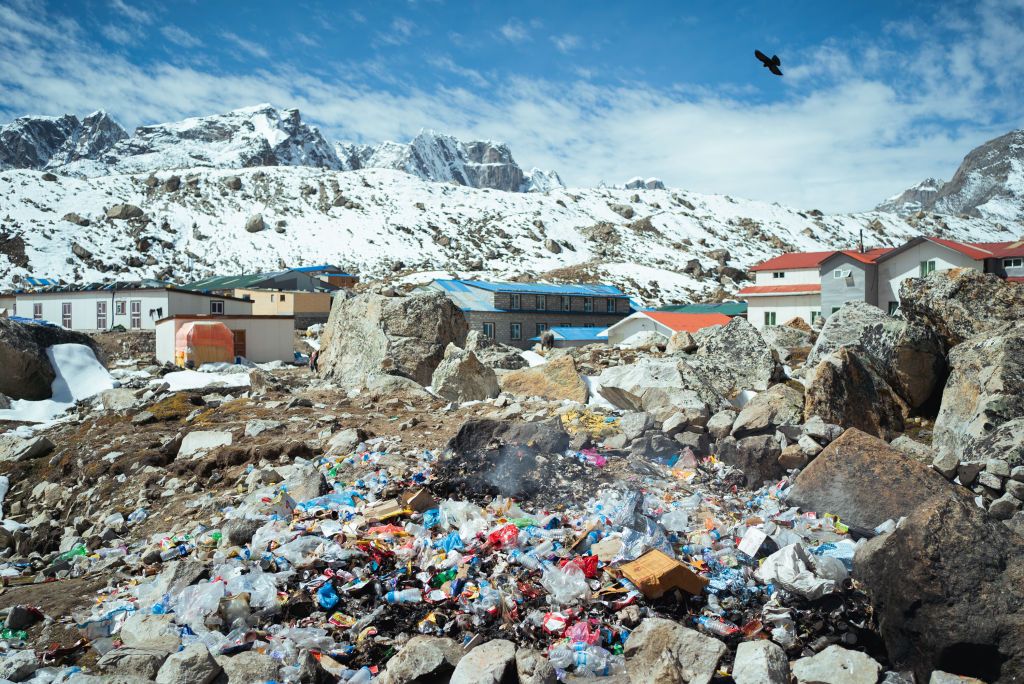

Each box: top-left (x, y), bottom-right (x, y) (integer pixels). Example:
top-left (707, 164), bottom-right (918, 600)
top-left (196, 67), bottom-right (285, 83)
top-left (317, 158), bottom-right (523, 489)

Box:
top-left (859, 228), bottom-right (864, 254)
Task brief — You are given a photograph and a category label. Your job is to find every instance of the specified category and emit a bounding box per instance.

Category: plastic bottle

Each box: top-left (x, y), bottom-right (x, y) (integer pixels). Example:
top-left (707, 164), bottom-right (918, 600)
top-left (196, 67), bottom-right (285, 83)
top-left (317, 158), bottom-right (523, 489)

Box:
top-left (346, 666), bottom-right (373, 683)
top-left (510, 550), bottom-right (542, 571)
top-left (695, 615), bottom-right (740, 637)
top-left (384, 589), bottom-right (422, 604)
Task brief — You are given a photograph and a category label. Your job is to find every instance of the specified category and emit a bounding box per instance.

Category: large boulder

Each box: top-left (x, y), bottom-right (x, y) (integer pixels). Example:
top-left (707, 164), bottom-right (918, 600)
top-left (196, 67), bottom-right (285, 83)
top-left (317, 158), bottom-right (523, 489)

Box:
top-left (854, 494), bottom-right (1024, 683)
top-left (464, 330), bottom-right (527, 370)
top-left (964, 417), bottom-right (1024, 468)
top-left (500, 355), bottom-right (588, 404)
top-left (689, 317), bottom-right (783, 397)
top-left (623, 617), bottom-right (726, 684)
top-left (377, 636), bottom-right (463, 684)
top-left (596, 358), bottom-right (727, 422)
top-left (787, 428), bottom-right (954, 529)
top-left (106, 203), bottom-right (145, 220)
top-left (806, 301), bottom-right (945, 409)
top-left (932, 321), bottom-right (1024, 463)
top-left (760, 325), bottom-right (813, 363)
top-left (430, 344), bottom-right (499, 402)
top-left (449, 639), bottom-right (516, 684)
top-left (155, 642), bottom-right (221, 684)
top-left (804, 346), bottom-right (909, 441)
top-left (214, 651), bottom-right (280, 683)
top-left (731, 383), bottom-right (803, 438)
top-left (791, 645), bottom-right (881, 684)
top-left (319, 291), bottom-right (468, 388)
top-left (717, 434), bottom-right (784, 485)
top-left (0, 317), bottom-right (103, 400)
top-left (900, 269), bottom-right (1024, 350)
top-left (98, 647), bottom-right (169, 680)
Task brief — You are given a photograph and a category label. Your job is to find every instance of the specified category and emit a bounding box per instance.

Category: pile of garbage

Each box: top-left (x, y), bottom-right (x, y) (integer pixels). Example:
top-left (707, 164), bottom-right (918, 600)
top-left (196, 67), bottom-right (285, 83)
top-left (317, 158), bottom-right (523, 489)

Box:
top-left (0, 423), bottom-right (897, 683)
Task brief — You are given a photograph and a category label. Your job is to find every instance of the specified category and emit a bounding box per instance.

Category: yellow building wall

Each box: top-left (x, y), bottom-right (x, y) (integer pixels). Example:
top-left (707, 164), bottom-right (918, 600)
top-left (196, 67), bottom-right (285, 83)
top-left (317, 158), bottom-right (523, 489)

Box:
top-left (232, 289), bottom-right (332, 315)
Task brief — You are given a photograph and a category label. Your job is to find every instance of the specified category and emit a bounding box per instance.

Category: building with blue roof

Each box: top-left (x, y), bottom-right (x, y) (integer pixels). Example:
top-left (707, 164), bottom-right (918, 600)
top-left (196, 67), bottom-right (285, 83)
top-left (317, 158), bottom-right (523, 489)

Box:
top-left (528, 326), bottom-right (607, 348)
top-left (428, 279), bottom-right (633, 349)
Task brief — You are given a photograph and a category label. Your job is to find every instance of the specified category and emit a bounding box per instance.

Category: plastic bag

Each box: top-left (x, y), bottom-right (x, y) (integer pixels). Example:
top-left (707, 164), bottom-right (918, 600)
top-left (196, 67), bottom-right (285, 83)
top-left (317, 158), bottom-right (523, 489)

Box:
top-left (170, 580), bottom-right (225, 627)
top-left (541, 563), bottom-right (589, 605)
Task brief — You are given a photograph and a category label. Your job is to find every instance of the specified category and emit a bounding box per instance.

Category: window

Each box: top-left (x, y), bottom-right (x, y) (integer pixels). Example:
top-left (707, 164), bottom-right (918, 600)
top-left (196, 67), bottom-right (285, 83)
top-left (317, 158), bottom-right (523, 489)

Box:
top-left (510, 294), bottom-right (521, 309)
top-left (130, 300), bottom-right (142, 329)
top-left (584, 297), bottom-right (593, 312)
top-left (280, 294), bottom-right (286, 302)
top-left (210, 300), bottom-right (225, 316)
top-left (888, 301), bottom-right (899, 315)
top-left (831, 306), bottom-right (841, 314)
top-left (919, 260), bottom-right (936, 277)
top-left (270, 294), bottom-right (275, 302)
top-left (1004, 257), bottom-right (1023, 269)
top-left (810, 311), bottom-right (821, 323)
top-left (772, 272), bottom-right (785, 279)
top-left (833, 268), bottom-right (851, 279)
top-left (510, 322), bottom-right (522, 340)
top-left (96, 301), bottom-right (107, 329)
top-left (536, 323), bottom-right (548, 336)
top-left (32, 303), bottom-right (42, 320)
top-left (561, 296), bottom-right (571, 311)
top-left (536, 296), bottom-right (546, 311)
top-left (61, 302), bottom-right (72, 328)
top-left (115, 301), bottom-right (126, 316)
top-left (763, 311), bottom-right (776, 326)
top-left (606, 298), bottom-right (616, 313)
top-left (482, 322), bottom-right (495, 339)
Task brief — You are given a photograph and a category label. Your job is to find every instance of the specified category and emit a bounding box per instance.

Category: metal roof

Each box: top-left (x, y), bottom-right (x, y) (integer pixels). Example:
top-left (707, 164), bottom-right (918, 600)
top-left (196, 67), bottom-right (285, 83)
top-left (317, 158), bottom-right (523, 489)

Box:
top-left (291, 264), bottom-right (338, 273)
top-left (12, 278), bottom-right (175, 294)
top-left (657, 302), bottom-right (747, 316)
top-left (182, 271), bottom-right (289, 291)
top-left (430, 279), bottom-right (631, 313)
top-left (529, 326), bottom-right (606, 341)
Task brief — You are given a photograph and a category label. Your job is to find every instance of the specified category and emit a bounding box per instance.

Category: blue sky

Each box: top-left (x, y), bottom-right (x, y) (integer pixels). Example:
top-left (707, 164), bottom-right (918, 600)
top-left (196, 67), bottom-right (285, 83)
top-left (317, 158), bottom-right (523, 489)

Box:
top-left (2, 0), bottom-right (1024, 211)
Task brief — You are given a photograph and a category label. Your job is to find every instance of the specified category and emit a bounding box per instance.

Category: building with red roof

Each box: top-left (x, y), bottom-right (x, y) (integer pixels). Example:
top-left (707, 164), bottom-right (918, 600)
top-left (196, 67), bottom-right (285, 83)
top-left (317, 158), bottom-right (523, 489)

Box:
top-left (741, 236), bottom-right (1024, 329)
top-left (599, 310), bottom-right (732, 345)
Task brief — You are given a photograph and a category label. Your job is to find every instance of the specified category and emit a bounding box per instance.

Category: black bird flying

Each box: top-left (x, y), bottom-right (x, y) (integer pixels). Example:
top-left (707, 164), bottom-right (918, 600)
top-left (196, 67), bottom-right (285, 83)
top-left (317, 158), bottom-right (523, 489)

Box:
top-left (755, 50), bottom-right (783, 76)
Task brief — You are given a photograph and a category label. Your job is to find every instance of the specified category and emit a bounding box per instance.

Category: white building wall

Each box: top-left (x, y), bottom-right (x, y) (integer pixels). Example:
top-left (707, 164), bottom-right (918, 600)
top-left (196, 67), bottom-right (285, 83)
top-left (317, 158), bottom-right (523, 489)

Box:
top-left (605, 315), bottom-right (672, 345)
top-left (876, 245), bottom-right (981, 310)
top-left (15, 290), bottom-right (170, 330)
top-left (753, 268), bottom-right (820, 286)
top-left (746, 294), bottom-right (822, 329)
top-left (155, 317), bottom-right (294, 364)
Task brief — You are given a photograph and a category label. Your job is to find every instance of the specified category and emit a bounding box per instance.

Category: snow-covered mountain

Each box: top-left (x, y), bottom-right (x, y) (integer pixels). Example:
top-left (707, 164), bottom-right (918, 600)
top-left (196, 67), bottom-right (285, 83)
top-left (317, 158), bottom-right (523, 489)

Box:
top-left (0, 104), bottom-right (561, 193)
top-left (877, 129), bottom-right (1024, 221)
top-left (0, 165), bottom-right (1016, 305)
top-left (0, 111), bottom-right (127, 170)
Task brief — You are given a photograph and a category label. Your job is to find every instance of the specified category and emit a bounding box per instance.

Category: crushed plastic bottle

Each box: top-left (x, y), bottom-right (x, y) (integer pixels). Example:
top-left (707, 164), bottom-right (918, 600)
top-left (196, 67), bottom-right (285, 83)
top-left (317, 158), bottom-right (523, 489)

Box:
top-left (384, 589), bottom-right (422, 604)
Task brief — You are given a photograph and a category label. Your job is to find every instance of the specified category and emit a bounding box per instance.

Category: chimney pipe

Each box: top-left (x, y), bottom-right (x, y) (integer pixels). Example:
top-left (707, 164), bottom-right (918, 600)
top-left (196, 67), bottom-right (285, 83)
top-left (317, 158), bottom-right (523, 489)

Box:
top-left (859, 228), bottom-right (864, 253)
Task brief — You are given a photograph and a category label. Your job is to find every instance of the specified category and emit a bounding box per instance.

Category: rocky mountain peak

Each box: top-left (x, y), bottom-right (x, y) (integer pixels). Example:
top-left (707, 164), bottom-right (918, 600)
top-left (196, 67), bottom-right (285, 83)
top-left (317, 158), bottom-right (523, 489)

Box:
top-left (877, 128), bottom-right (1024, 221)
top-left (0, 111), bottom-right (128, 171)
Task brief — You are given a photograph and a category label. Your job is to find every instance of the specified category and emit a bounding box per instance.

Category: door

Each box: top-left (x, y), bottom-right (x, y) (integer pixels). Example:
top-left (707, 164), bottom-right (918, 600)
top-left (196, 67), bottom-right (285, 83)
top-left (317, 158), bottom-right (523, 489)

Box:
top-left (96, 301), bottom-right (107, 329)
top-left (61, 302), bottom-right (72, 328)
top-left (130, 300), bottom-right (142, 329)
top-left (232, 330), bottom-right (246, 359)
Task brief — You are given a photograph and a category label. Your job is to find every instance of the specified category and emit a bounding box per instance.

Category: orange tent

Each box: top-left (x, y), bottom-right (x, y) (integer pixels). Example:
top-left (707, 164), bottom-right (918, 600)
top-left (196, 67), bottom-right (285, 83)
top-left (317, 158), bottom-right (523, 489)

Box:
top-left (174, 321), bottom-right (234, 368)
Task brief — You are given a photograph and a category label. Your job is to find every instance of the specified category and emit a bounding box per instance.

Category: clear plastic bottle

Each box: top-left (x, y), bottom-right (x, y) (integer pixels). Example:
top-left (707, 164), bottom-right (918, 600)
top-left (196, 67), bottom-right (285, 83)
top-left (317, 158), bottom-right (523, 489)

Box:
top-left (695, 615), bottom-right (740, 637)
top-left (510, 550), bottom-right (542, 571)
top-left (384, 588), bottom-right (422, 604)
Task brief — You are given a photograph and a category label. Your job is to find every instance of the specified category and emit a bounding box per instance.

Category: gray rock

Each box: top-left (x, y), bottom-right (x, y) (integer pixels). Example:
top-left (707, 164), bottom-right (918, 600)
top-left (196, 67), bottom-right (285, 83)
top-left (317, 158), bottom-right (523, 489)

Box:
top-left (431, 344), bottom-right (499, 402)
top-left (620, 412), bottom-right (655, 441)
top-left (802, 415), bottom-right (843, 444)
top-left (279, 461), bottom-right (328, 501)
top-left (449, 638), bottom-right (516, 684)
top-left (0, 649), bottom-right (39, 681)
top-left (516, 647), bottom-right (557, 684)
top-left (155, 642), bottom-right (221, 684)
top-left (177, 431), bottom-right (232, 459)
top-left (978, 471), bottom-right (1004, 491)
top-left (623, 617), bottom-right (726, 684)
top-left (106, 203), bottom-right (144, 220)
top-left (798, 434), bottom-right (823, 457)
top-left (214, 650), bottom-right (280, 683)
top-left (98, 647), bottom-right (169, 680)
top-left (732, 640), bottom-right (788, 684)
top-left (987, 459), bottom-right (1011, 477)
top-left (464, 331), bottom-right (528, 370)
top-left (544, 238), bottom-right (562, 253)
top-left (989, 493), bottom-right (1021, 520)
top-left (244, 419), bottom-right (282, 438)
top-left (931, 450), bottom-right (959, 479)
top-left (244, 214), bottom-right (265, 233)
top-left (319, 291), bottom-right (468, 388)
top-left (100, 388), bottom-right (137, 411)
top-left (674, 430), bottom-right (713, 456)
top-left (1, 306), bottom-right (103, 400)
top-left (731, 384), bottom-right (803, 438)
top-left (223, 176), bottom-right (242, 190)
top-left (378, 635), bottom-right (462, 684)
top-left (610, 203), bottom-right (634, 219)
top-left (603, 433), bottom-right (628, 450)
top-left (933, 321), bottom-right (1024, 463)
top-left (791, 645), bottom-right (881, 684)
top-left (661, 412), bottom-right (689, 436)
top-left (1013, 466), bottom-right (1024, 482)
top-left (890, 435), bottom-right (934, 463)
top-left (666, 330), bottom-right (696, 354)
top-left (706, 410), bottom-right (737, 440)
top-left (221, 518), bottom-right (264, 547)
top-left (806, 301), bottom-right (945, 409)
top-left (120, 612), bottom-right (181, 652)
top-left (717, 434), bottom-right (783, 485)
top-left (689, 317), bottom-right (783, 397)
top-left (596, 358), bottom-right (727, 422)
top-left (327, 427), bottom-right (370, 453)
top-left (155, 559), bottom-right (208, 595)
top-left (1006, 479), bottom-right (1024, 501)
top-left (0, 435), bottom-right (54, 462)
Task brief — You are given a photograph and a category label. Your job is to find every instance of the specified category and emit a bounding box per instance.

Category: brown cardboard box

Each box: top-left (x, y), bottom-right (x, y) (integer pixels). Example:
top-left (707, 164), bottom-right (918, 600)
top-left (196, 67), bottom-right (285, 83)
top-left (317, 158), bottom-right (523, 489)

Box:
top-left (363, 498), bottom-right (406, 521)
top-left (401, 488), bottom-right (438, 513)
top-left (620, 549), bottom-right (708, 598)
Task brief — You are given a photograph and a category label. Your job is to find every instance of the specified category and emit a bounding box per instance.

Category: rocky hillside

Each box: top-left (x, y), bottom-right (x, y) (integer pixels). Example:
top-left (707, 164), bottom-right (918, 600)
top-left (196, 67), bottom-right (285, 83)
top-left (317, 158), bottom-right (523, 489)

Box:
top-left (0, 164), bottom-right (1017, 303)
top-left (878, 129), bottom-right (1024, 222)
top-left (0, 104), bottom-right (560, 193)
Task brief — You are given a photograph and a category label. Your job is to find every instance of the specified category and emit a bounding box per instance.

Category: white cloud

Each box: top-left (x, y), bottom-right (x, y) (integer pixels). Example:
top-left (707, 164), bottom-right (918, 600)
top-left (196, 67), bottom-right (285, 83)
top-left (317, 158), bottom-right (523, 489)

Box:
top-left (295, 33), bottom-right (319, 48)
top-left (350, 10), bottom-right (367, 24)
top-left (219, 31), bottom-right (269, 59)
top-left (160, 25), bottom-right (201, 49)
top-left (499, 19), bottom-right (531, 43)
top-left (101, 24), bottom-right (134, 45)
top-left (551, 34), bottom-right (581, 53)
top-left (376, 17), bottom-right (416, 46)
top-left (108, 0), bottom-right (152, 24)
top-left (1, 1), bottom-right (1023, 212)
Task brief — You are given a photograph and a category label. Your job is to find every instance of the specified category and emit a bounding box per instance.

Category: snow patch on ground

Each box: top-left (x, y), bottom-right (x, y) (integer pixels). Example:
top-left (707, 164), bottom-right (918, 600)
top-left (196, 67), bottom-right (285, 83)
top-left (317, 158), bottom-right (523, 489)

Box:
top-left (521, 350), bottom-right (547, 367)
top-left (156, 369), bottom-right (252, 392)
top-left (0, 343), bottom-right (114, 423)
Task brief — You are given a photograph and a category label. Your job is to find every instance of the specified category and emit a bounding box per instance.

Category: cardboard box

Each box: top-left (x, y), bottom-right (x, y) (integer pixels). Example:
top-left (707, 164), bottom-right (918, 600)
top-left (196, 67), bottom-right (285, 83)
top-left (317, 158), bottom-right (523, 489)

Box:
top-left (620, 549), bottom-right (708, 598)
top-left (363, 498), bottom-right (406, 521)
top-left (401, 488), bottom-right (437, 513)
